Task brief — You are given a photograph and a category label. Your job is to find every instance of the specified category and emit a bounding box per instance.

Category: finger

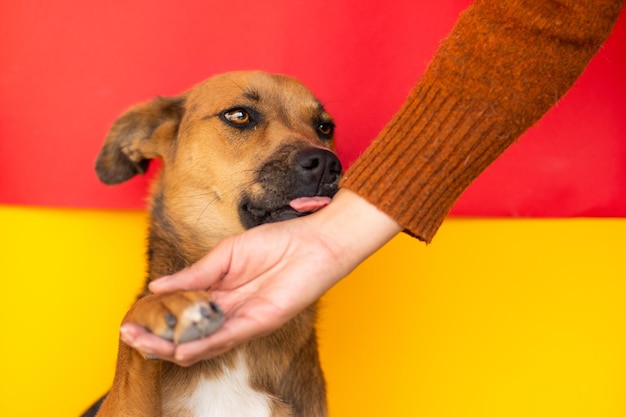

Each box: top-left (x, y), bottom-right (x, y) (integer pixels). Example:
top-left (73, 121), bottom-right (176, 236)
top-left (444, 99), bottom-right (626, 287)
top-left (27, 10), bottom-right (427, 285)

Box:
top-left (149, 238), bottom-right (235, 293)
top-left (120, 323), bottom-right (176, 360)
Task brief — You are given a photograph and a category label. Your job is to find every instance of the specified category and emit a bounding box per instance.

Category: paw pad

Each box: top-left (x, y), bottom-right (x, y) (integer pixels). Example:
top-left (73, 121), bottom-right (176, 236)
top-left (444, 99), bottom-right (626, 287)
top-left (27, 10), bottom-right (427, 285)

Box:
top-left (175, 301), bottom-right (225, 344)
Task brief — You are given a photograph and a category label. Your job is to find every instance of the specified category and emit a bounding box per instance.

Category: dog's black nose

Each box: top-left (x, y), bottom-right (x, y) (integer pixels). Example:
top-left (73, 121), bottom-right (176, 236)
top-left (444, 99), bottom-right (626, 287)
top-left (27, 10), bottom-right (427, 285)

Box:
top-left (295, 148), bottom-right (342, 186)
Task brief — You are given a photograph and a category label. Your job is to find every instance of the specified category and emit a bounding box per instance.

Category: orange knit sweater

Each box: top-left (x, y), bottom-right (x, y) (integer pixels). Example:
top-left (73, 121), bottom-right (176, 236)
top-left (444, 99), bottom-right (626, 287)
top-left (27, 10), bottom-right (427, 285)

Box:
top-left (340, 0), bottom-right (624, 243)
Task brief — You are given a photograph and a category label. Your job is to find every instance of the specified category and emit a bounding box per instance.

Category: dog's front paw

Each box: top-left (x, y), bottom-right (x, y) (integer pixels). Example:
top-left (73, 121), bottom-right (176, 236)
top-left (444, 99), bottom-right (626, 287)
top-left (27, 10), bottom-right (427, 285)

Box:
top-left (128, 291), bottom-right (225, 345)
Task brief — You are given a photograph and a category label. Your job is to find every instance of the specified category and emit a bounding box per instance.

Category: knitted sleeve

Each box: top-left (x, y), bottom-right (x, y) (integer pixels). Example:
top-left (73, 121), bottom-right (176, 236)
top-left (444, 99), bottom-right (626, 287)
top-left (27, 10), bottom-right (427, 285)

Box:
top-left (339, 0), bottom-right (624, 243)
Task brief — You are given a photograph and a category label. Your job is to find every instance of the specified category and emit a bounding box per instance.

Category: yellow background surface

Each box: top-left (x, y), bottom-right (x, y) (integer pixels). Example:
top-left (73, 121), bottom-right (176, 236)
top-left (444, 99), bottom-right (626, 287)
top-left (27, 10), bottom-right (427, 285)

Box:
top-left (1, 205), bottom-right (624, 416)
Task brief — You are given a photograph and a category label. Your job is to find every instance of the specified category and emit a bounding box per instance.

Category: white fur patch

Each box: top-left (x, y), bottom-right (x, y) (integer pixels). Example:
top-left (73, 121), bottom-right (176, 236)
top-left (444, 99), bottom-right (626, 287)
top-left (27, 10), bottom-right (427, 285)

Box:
top-left (187, 354), bottom-right (272, 417)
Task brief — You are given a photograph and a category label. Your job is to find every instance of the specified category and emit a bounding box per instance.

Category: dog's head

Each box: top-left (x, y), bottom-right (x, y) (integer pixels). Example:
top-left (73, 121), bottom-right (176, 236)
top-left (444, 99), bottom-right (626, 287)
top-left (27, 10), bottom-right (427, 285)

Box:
top-left (96, 71), bottom-right (342, 252)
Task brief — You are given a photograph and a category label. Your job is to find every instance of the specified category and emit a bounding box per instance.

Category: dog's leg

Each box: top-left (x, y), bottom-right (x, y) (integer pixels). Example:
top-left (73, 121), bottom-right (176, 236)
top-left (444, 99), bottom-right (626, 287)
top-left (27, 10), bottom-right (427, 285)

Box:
top-left (279, 325), bottom-right (328, 417)
top-left (96, 291), bottom-right (224, 417)
top-left (96, 341), bottom-right (163, 417)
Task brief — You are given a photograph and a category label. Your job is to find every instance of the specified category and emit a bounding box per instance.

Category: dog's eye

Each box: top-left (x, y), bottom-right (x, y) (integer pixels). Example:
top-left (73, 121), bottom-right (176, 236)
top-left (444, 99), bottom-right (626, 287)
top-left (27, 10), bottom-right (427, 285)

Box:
top-left (316, 122), bottom-right (335, 140)
top-left (222, 108), bottom-right (255, 128)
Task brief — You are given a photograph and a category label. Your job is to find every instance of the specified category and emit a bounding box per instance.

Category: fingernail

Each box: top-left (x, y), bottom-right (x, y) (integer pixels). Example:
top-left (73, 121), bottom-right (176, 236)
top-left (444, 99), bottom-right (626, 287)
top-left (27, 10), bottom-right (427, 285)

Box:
top-left (120, 325), bottom-right (136, 346)
top-left (149, 275), bottom-right (170, 291)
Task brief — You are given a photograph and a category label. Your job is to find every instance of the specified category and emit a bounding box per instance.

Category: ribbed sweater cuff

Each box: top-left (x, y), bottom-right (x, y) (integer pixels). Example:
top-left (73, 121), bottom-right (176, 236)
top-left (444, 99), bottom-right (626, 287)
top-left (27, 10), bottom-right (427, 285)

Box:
top-left (339, 0), bottom-right (624, 243)
top-left (339, 82), bottom-right (513, 243)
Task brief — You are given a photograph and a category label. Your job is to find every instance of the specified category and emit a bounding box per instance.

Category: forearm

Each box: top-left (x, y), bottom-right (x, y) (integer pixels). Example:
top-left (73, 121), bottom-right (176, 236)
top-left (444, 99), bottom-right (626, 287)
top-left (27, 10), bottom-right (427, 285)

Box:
top-left (341, 0), bottom-right (625, 243)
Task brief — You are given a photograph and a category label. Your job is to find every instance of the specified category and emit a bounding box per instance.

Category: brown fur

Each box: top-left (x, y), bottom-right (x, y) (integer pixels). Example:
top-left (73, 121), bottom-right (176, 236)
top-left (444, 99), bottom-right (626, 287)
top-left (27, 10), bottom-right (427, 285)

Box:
top-left (90, 71), bottom-right (341, 417)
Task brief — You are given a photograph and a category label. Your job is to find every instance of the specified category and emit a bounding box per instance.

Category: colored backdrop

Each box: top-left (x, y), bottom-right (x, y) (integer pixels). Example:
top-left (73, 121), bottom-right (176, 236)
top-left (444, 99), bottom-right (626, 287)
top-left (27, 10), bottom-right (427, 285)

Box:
top-left (1, 1), bottom-right (624, 416)
top-left (1, 207), bottom-right (624, 416)
top-left (1, 1), bottom-right (625, 216)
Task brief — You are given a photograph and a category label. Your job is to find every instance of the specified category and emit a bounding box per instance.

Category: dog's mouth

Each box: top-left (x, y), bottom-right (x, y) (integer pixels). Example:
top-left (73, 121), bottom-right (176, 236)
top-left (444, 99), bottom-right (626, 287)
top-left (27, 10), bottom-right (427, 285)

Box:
top-left (239, 194), bottom-right (335, 229)
top-left (288, 196), bottom-right (332, 213)
top-left (239, 146), bottom-right (342, 229)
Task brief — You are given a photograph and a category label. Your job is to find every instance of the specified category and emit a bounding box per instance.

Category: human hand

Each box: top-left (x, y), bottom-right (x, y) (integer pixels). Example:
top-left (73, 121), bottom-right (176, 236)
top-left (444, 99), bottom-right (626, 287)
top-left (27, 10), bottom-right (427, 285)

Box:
top-left (119, 189), bottom-right (401, 366)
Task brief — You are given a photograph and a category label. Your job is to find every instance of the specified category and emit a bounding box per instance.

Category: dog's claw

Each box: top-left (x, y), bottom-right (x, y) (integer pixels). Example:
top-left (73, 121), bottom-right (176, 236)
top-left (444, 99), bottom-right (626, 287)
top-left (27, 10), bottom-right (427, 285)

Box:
top-left (165, 311), bottom-right (177, 328)
top-left (209, 301), bottom-right (222, 315)
top-left (175, 301), bottom-right (225, 344)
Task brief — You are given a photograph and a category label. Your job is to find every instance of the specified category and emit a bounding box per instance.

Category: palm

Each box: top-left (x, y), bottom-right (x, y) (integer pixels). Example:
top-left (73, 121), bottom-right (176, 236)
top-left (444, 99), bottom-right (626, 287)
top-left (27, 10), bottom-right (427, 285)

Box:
top-left (120, 190), bottom-right (401, 366)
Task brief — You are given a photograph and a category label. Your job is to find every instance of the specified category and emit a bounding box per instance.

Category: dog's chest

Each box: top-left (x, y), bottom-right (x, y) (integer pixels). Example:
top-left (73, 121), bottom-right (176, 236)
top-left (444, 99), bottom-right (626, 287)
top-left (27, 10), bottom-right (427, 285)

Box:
top-left (163, 355), bottom-right (273, 417)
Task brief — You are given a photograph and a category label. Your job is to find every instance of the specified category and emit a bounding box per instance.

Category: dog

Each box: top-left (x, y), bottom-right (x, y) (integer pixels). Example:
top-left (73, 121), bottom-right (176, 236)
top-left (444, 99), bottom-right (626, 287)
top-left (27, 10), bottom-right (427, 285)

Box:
top-left (83, 71), bottom-right (342, 417)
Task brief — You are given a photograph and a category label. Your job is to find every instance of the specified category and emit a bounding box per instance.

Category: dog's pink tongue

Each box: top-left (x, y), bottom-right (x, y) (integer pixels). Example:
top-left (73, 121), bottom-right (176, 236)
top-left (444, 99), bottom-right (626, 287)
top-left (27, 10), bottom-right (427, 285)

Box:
top-left (289, 196), bottom-right (331, 213)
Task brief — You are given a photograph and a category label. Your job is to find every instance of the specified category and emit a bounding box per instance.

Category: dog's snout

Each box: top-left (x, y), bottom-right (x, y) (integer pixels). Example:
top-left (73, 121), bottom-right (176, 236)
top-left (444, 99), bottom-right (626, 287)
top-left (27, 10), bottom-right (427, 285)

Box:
top-left (295, 148), bottom-right (342, 185)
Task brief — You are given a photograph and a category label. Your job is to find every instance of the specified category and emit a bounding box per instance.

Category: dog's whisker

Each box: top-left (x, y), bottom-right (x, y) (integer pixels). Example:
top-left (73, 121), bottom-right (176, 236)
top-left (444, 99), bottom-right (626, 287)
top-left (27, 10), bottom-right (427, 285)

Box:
top-left (165, 191), bottom-right (221, 201)
top-left (194, 194), bottom-right (221, 224)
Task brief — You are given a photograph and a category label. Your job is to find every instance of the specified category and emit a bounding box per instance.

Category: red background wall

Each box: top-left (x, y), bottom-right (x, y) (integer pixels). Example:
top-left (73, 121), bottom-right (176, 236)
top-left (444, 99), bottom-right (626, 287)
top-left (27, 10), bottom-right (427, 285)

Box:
top-left (1, 1), bottom-right (624, 216)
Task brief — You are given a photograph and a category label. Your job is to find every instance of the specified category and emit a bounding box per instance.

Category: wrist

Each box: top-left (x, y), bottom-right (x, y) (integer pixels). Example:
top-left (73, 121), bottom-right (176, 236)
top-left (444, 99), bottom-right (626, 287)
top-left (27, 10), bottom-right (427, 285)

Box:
top-left (309, 188), bottom-right (402, 277)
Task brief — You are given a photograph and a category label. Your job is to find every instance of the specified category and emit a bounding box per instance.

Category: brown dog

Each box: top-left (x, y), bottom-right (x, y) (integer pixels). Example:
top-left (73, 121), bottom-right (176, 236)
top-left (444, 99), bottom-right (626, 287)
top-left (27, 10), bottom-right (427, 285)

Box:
top-left (84, 71), bottom-right (341, 417)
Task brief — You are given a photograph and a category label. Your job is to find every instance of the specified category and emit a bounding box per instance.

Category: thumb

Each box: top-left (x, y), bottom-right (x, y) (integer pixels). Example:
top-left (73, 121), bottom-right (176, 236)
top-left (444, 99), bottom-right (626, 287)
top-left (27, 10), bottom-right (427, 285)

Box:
top-left (149, 238), bottom-right (234, 293)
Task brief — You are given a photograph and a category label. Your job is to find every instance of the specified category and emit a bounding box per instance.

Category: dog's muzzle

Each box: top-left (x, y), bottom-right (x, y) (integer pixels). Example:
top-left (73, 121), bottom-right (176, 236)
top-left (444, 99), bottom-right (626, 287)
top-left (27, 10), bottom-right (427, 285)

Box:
top-left (239, 147), bottom-right (342, 229)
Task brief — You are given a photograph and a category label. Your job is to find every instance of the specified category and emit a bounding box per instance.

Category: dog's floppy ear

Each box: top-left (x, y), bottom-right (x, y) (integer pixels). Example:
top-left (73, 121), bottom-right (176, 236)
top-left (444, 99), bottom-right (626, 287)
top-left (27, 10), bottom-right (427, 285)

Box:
top-left (95, 96), bottom-right (186, 185)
